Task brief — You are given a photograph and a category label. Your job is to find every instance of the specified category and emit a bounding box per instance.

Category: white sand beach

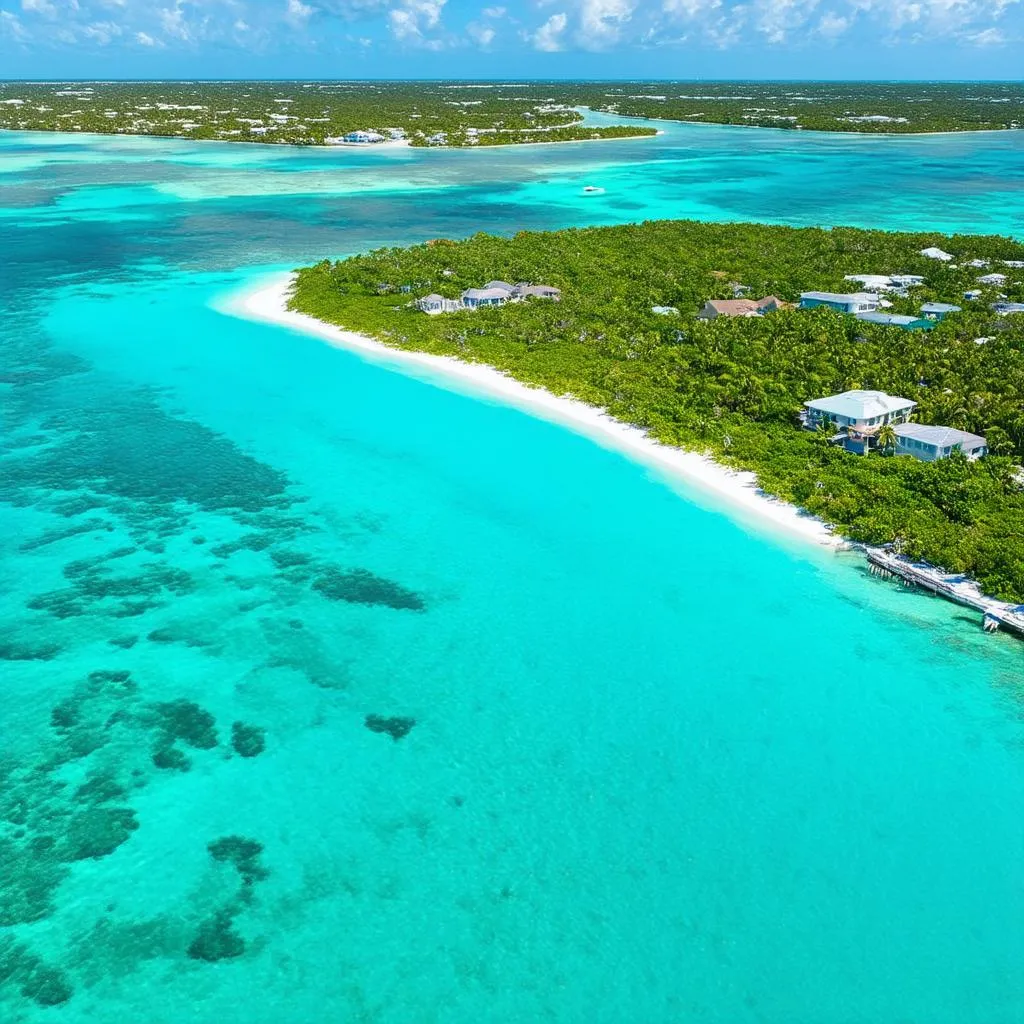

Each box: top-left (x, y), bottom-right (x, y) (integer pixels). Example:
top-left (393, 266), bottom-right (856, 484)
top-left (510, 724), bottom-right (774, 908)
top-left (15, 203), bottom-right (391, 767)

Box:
top-left (217, 272), bottom-right (846, 551)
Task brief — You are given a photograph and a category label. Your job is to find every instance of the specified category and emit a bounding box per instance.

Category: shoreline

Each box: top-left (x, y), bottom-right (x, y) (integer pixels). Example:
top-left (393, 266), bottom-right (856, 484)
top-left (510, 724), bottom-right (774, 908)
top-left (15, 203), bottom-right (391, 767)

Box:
top-left (215, 271), bottom-right (845, 553)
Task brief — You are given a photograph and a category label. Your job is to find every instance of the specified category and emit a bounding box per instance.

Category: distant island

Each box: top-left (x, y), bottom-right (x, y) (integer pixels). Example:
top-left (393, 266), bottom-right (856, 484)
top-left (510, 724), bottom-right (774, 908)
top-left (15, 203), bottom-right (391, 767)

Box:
top-left (285, 220), bottom-right (1024, 601)
top-left (1, 81), bottom-right (1021, 147)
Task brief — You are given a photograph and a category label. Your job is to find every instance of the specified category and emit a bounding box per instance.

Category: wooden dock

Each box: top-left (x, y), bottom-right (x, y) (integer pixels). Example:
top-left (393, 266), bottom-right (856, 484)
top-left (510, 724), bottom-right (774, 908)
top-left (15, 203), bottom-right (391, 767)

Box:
top-left (866, 548), bottom-right (1024, 640)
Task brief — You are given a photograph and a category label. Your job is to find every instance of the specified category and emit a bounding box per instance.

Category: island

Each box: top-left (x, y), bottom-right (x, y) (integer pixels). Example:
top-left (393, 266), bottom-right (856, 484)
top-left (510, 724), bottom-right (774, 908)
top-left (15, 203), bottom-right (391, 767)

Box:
top-left (284, 220), bottom-right (1024, 602)
top-left (2, 81), bottom-right (1022, 147)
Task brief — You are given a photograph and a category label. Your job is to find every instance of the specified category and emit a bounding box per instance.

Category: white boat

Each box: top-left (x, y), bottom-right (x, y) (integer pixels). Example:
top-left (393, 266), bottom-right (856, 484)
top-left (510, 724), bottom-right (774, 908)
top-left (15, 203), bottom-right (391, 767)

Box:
top-left (582, 185), bottom-right (604, 195)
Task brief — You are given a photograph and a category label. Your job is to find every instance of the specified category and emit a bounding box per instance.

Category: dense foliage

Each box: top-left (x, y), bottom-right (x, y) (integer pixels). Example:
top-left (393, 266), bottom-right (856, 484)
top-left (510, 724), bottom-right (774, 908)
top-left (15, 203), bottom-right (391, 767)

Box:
top-left (291, 221), bottom-right (1024, 599)
top-left (0, 81), bottom-right (652, 147)
top-left (2, 81), bottom-right (1021, 146)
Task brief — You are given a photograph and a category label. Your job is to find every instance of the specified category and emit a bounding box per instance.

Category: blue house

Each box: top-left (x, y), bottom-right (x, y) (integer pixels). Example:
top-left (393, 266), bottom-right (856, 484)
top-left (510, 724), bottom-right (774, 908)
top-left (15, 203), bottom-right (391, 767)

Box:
top-left (920, 302), bottom-right (961, 321)
top-left (800, 291), bottom-right (879, 314)
top-left (854, 312), bottom-right (934, 331)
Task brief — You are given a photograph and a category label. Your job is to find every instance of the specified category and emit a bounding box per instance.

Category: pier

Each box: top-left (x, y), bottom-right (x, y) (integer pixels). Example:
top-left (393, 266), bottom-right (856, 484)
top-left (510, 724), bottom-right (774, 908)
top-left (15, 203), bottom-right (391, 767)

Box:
top-left (866, 548), bottom-right (1024, 639)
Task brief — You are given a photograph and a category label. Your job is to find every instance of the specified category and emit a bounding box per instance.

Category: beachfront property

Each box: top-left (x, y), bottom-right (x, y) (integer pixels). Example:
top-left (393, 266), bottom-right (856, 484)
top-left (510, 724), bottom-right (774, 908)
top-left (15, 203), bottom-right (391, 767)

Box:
top-left (920, 302), bottom-right (962, 320)
top-left (462, 287), bottom-right (513, 308)
top-left (417, 280), bottom-right (561, 313)
top-left (799, 291), bottom-right (879, 314)
top-left (854, 311), bottom-right (934, 330)
top-left (920, 246), bottom-right (954, 261)
top-left (414, 293), bottom-right (463, 315)
top-left (698, 296), bottom-right (785, 319)
top-left (978, 272), bottom-right (1008, 286)
top-left (843, 273), bottom-right (924, 292)
top-left (893, 424), bottom-right (988, 461)
top-left (802, 389), bottom-right (916, 454)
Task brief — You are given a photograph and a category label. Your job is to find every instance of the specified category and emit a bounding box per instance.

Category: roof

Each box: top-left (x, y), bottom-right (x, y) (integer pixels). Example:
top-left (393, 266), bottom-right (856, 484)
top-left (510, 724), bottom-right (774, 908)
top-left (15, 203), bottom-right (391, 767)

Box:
top-left (978, 273), bottom-right (1007, 283)
top-left (419, 293), bottom-right (445, 302)
top-left (993, 302), bottom-right (1024, 313)
top-left (462, 287), bottom-right (510, 300)
top-left (520, 284), bottom-right (561, 297)
top-left (855, 312), bottom-right (934, 329)
top-left (844, 274), bottom-right (892, 289)
top-left (651, 305), bottom-right (679, 314)
top-left (804, 389), bottom-right (917, 419)
top-left (483, 280), bottom-right (516, 292)
top-left (800, 291), bottom-right (877, 304)
top-left (920, 247), bottom-right (954, 260)
top-left (920, 302), bottom-right (962, 314)
top-left (893, 424), bottom-right (987, 449)
top-left (704, 296), bottom-right (784, 316)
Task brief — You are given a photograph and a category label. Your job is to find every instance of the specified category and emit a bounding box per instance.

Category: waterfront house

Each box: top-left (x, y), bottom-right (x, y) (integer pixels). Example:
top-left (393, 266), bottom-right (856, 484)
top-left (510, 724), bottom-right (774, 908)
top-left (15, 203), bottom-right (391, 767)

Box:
top-left (799, 291), bottom-right (879, 314)
top-left (698, 296), bottom-right (785, 319)
top-left (893, 424), bottom-right (988, 461)
top-left (803, 389), bottom-right (916, 454)
top-left (461, 287), bottom-right (512, 308)
top-left (920, 247), bottom-right (954, 261)
top-left (920, 302), bottom-right (961, 320)
top-left (977, 272), bottom-right (1008, 286)
top-left (854, 312), bottom-right (934, 331)
top-left (844, 274), bottom-right (893, 291)
top-left (342, 130), bottom-right (385, 144)
top-left (415, 294), bottom-right (461, 315)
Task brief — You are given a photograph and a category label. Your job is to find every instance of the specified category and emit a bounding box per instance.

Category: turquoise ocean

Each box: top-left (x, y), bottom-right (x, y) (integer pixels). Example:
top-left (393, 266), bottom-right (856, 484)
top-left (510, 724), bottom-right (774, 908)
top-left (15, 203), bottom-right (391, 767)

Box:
top-left (2, 116), bottom-right (1024, 1022)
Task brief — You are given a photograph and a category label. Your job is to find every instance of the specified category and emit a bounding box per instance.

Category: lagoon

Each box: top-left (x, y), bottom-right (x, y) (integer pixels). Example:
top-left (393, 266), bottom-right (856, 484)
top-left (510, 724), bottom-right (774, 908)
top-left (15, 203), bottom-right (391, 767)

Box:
top-left (2, 122), bottom-right (1024, 1022)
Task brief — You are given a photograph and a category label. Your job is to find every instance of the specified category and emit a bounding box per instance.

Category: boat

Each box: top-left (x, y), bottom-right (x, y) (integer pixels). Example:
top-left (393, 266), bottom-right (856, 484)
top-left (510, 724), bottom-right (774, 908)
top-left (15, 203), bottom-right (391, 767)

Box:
top-left (582, 185), bottom-right (604, 195)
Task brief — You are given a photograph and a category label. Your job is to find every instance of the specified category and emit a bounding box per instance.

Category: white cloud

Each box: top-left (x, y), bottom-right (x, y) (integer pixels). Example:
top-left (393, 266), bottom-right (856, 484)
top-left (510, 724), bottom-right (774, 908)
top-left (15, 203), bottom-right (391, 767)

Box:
top-left (482, 5), bottom-right (506, 15)
top-left (467, 21), bottom-right (496, 45)
top-left (135, 29), bottom-right (157, 44)
top-left (967, 25), bottom-right (1005, 43)
top-left (577, 0), bottom-right (635, 47)
top-left (21, 0), bottom-right (58, 18)
top-left (531, 10), bottom-right (567, 48)
top-left (1, 9), bottom-right (31, 40)
top-left (388, 0), bottom-right (447, 45)
top-left (817, 9), bottom-right (850, 35)
top-left (82, 19), bottom-right (122, 43)
top-left (286, 0), bottom-right (314, 26)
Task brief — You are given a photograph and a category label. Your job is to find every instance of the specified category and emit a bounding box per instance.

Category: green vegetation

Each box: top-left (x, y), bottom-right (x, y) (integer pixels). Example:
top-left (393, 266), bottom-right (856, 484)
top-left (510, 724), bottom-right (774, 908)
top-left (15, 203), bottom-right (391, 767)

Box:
top-left (0, 81), bottom-right (653, 147)
top-left (580, 81), bottom-right (1024, 134)
top-left (290, 220), bottom-right (1024, 600)
top-left (2, 81), bottom-right (1020, 146)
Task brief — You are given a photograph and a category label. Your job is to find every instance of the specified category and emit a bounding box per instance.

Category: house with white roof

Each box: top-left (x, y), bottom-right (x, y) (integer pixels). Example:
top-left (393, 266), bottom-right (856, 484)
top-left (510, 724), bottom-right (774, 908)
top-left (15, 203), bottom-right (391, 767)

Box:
top-left (461, 287), bottom-right (513, 308)
top-left (799, 292), bottom-right (879, 314)
top-left (803, 389), bottom-right (916, 454)
top-left (415, 294), bottom-right (462, 315)
top-left (854, 312), bottom-right (934, 331)
top-left (844, 274), bottom-right (893, 291)
top-left (920, 247), bottom-right (954, 261)
top-left (977, 272), bottom-right (1008, 286)
top-left (992, 302), bottom-right (1024, 315)
top-left (920, 302), bottom-right (962, 320)
top-left (893, 424), bottom-right (987, 461)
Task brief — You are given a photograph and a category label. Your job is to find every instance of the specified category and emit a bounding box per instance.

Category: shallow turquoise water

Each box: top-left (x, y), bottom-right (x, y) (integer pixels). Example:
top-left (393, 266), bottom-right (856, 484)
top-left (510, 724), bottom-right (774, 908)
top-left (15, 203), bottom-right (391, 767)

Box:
top-left (2, 124), bottom-right (1024, 1022)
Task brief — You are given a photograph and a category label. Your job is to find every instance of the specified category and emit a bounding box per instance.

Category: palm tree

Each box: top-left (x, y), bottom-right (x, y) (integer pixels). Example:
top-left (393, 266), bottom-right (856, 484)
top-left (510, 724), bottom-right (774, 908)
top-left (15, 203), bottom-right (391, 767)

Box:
top-left (876, 422), bottom-right (898, 455)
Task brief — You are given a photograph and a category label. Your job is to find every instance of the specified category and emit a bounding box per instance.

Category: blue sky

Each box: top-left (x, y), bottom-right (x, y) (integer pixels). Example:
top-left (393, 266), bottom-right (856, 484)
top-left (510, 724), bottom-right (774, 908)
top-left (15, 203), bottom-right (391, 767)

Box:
top-left (1, 0), bottom-right (1022, 79)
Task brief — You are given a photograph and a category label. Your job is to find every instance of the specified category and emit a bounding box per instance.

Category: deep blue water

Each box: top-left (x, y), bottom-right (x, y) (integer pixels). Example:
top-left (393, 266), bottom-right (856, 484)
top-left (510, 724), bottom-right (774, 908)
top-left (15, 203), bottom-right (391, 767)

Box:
top-left (2, 122), bottom-right (1024, 1023)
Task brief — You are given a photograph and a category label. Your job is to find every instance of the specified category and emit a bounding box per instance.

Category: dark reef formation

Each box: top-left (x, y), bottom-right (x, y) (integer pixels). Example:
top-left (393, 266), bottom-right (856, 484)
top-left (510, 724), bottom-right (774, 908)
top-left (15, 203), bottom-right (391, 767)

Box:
top-left (313, 567), bottom-right (425, 611)
top-left (231, 721), bottom-right (266, 758)
top-left (365, 714), bottom-right (417, 742)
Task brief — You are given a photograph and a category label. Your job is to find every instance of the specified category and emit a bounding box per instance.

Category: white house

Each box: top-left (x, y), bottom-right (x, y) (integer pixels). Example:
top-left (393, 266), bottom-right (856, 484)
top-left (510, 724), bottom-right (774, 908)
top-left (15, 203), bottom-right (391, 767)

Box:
top-left (342, 130), bottom-right (385, 144)
top-left (889, 274), bottom-right (925, 288)
top-left (415, 294), bottom-right (461, 315)
top-left (483, 280), bottom-right (517, 295)
top-left (992, 302), bottom-right (1024, 315)
top-left (844, 274), bottom-right (893, 291)
top-left (920, 302), bottom-right (962, 320)
top-left (893, 424), bottom-right (987, 461)
top-left (978, 272), bottom-right (1008, 286)
top-left (799, 291), bottom-right (880, 314)
top-left (803, 389), bottom-right (917, 454)
top-left (461, 287), bottom-right (512, 308)
top-left (920, 247), bottom-right (954, 261)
